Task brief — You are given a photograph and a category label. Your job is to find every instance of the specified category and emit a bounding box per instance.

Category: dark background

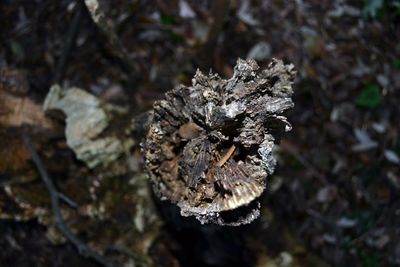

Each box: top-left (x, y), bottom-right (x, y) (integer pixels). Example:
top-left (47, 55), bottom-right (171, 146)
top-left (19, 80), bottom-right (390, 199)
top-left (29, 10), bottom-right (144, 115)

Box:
top-left (0, 0), bottom-right (399, 266)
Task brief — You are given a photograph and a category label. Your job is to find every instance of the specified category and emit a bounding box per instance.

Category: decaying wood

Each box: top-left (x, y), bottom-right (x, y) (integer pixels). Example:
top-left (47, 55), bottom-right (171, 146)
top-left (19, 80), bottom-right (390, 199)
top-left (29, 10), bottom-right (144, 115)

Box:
top-left (0, 68), bottom-right (29, 95)
top-left (0, 69), bottom-right (53, 129)
top-left (84, 0), bottom-right (139, 83)
top-left (144, 58), bottom-right (296, 225)
top-left (43, 84), bottom-right (134, 174)
top-left (22, 134), bottom-right (119, 267)
top-left (5, 84), bottom-right (164, 266)
top-left (216, 145), bottom-right (236, 167)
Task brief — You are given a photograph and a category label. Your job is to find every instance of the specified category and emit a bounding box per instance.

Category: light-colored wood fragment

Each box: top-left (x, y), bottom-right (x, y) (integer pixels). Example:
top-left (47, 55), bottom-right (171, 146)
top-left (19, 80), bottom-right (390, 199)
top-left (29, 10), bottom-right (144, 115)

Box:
top-left (0, 90), bottom-right (53, 129)
top-left (216, 145), bottom-right (236, 167)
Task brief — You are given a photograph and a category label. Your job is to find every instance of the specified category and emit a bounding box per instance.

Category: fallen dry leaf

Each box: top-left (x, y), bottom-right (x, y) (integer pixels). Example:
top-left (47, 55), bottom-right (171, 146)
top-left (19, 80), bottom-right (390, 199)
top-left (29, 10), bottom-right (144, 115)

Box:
top-left (0, 68), bottom-right (29, 95)
top-left (0, 129), bottom-right (30, 173)
top-left (0, 89), bottom-right (53, 129)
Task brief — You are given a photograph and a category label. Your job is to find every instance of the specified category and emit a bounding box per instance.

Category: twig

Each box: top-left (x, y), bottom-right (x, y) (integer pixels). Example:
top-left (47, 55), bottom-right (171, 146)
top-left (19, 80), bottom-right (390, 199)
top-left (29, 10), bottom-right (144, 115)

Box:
top-left (54, 1), bottom-right (84, 83)
top-left (280, 140), bottom-right (328, 183)
top-left (22, 134), bottom-right (119, 267)
top-left (293, 0), bottom-right (305, 69)
top-left (197, 0), bottom-right (230, 70)
top-left (206, 0), bottom-right (230, 47)
top-left (84, 0), bottom-right (140, 85)
top-left (216, 145), bottom-right (236, 167)
top-left (58, 192), bottom-right (79, 209)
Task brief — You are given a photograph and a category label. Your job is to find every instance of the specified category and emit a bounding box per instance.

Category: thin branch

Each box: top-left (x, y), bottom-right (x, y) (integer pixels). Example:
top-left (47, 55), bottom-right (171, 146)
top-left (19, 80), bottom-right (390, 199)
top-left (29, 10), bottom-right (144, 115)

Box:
top-left (280, 140), bottom-right (328, 183)
top-left (197, 0), bottom-right (230, 70)
top-left (22, 134), bottom-right (119, 267)
top-left (206, 0), bottom-right (230, 48)
top-left (58, 192), bottom-right (79, 209)
top-left (83, 0), bottom-right (140, 85)
top-left (216, 145), bottom-right (236, 167)
top-left (54, 1), bottom-right (84, 83)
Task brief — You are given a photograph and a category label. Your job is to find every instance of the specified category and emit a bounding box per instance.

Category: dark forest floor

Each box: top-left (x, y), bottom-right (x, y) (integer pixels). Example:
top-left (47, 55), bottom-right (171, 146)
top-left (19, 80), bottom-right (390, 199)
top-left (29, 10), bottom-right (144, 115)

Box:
top-left (1, 1), bottom-right (399, 267)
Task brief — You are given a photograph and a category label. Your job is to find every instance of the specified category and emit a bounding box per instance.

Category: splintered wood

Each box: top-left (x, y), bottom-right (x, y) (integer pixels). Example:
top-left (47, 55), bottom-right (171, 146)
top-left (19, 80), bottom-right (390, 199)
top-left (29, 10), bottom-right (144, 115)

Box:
top-left (216, 145), bottom-right (236, 167)
top-left (144, 58), bottom-right (296, 225)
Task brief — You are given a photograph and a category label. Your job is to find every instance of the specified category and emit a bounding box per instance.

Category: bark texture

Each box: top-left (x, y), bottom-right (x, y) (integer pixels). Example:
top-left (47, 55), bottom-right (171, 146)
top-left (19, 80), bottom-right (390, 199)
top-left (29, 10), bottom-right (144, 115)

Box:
top-left (144, 58), bottom-right (296, 225)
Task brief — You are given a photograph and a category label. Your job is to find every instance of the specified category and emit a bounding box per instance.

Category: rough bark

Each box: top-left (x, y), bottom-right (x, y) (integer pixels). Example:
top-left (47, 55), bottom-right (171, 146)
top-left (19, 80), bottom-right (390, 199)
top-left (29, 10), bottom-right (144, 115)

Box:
top-left (144, 58), bottom-right (296, 225)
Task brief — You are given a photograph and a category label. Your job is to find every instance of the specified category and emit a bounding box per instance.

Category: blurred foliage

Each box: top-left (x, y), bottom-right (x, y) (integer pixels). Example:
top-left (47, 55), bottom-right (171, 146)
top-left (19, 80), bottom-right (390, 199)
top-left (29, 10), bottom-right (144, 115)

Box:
top-left (393, 58), bottom-right (400, 69)
top-left (161, 14), bottom-right (176, 25)
top-left (363, 0), bottom-right (384, 18)
top-left (357, 249), bottom-right (381, 267)
top-left (363, 0), bottom-right (400, 18)
top-left (355, 84), bottom-right (382, 109)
